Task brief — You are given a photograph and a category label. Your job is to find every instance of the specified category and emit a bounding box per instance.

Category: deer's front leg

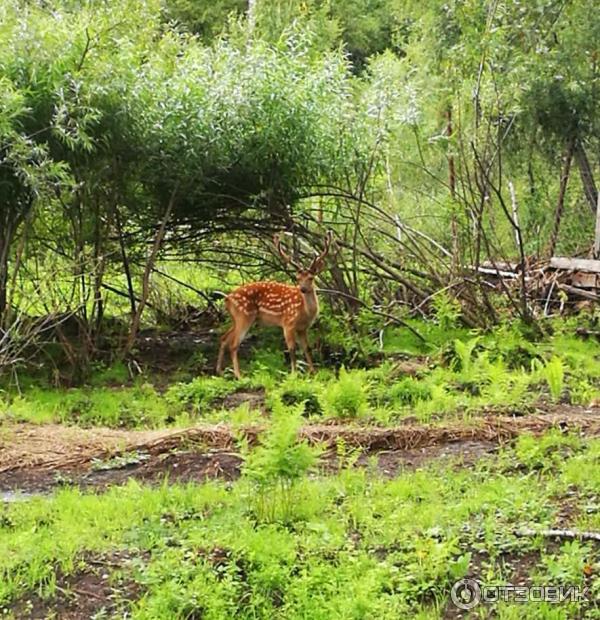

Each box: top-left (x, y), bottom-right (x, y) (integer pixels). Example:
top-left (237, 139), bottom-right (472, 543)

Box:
top-left (283, 326), bottom-right (297, 373)
top-left (298, 330), bottom-right (314, 373)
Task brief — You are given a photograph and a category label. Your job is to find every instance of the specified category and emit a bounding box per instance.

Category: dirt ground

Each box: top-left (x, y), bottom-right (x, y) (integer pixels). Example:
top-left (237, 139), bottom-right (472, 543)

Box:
top-left (1, 404), bottom-right (599, 497)
top-left (7, 549), bottom-right (146, 620)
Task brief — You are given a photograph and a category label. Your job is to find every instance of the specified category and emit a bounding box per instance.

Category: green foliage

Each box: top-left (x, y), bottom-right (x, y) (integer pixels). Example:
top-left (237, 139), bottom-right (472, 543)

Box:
top-left (512, 431), bottom-right (583, 472)
top-left (2, 434), bottom-right (600, 616)
top-left (432, 292), bottom-right (461, 331)
top-left (324, 367), bottom-right (369, 418)
top-left (88, 361), bottom-right (130, 387)
top-left (276, 375), bottom-right (324, 416)
top-left (568, 380), bottom-right (599, 407)
top-left (533, 356), bottom-right (565, 403)
top-left (452, 336), bottom-right (481, 379)
top-left (161, 0), bottom-right (246, 40)
top-left (242, 400), bottom-right (321, 523)
top-left (480, 323), bottom-right (541, 370)
top-left (165, 376), bottom-right (248, 415)
top-left (247, 347), bottom-right (288, 375)
top-left (1, 384), bottom-right (176, 428)
top-left (316, 308), bottom-right (379, 365)
top-left (386, 377), bottom-right (432, 406)
top-left (5, 320), bottom-right (600, 428)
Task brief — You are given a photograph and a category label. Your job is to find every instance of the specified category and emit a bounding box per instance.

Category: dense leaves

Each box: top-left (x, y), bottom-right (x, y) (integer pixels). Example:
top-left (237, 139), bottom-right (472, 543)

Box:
top-left (0, 0), bottom-right (599, 369)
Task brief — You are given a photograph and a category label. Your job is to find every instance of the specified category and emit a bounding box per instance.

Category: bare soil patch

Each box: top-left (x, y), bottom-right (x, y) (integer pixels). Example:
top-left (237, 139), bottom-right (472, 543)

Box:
top-left (322, 440), bottom-right (497, 476)
top-left (83, 449), bottom-right (243, 490)
top-left (217, 387), bottom-right (266, 412)
top-left (6, 550), bottom-right (143, 620)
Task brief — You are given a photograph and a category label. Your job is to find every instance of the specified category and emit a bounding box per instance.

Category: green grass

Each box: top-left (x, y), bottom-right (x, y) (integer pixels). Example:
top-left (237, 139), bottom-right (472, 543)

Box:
top-left (0, 384), bottom-right (178, 428)
top-left (1, 433), bottom-right (599, 618)
top-left (3, 319), bottom-right (600, 617)
top-left (4, 320), bottom-right (600, 428)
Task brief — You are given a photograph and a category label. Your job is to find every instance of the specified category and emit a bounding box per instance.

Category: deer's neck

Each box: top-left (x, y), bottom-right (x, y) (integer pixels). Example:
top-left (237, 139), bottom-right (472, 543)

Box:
top-left (302, 289), bottom-right (320, 322)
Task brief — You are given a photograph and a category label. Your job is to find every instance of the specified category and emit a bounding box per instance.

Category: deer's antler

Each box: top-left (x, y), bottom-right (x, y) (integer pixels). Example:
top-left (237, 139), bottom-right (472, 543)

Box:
top-left (308, 230), bottom-right (334, 274)
top-left (273, 233), bottom-right (303, 271)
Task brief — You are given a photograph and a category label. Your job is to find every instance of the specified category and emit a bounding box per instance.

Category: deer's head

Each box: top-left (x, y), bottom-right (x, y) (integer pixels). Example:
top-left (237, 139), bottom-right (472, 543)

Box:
top-left (274, 231), bottom-right (333, 295)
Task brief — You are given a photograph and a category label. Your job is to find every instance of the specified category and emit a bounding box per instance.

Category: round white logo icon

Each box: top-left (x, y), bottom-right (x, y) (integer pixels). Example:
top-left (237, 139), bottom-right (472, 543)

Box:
top-left (451, 579), bottom-right (481, 610)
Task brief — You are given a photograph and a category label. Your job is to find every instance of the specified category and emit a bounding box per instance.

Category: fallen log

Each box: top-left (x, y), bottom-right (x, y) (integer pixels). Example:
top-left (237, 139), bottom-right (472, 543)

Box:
top-left (558, 284), bottom-right (600, 302)
top-left (550, 257), bottom-right (600, 273)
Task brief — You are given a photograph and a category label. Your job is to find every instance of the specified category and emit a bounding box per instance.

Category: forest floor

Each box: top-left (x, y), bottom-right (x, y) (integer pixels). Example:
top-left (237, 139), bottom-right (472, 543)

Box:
top-left (2, 322), bottom-right (600, 618)
top-left (1, 401), bottom-right (599, 500)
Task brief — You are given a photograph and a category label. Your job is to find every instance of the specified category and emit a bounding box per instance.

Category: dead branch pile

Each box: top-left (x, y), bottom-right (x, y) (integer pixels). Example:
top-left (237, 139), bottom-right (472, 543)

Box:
top-left (476, 256), bottom-right (600, 315)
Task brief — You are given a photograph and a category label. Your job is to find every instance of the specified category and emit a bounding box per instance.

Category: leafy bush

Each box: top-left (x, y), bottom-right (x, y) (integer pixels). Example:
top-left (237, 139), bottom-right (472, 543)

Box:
top-left (324, 367), bottom-right (369, 418)
top-left (386, 377), bottom-right (432, 406)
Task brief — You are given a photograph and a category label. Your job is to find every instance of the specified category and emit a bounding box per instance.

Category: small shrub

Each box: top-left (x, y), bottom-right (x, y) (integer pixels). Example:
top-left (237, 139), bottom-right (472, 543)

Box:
top-left (453, 337), bottom-right (481, 379)
top-left (543, 357), bottom-right (565, 402)
top-left (324, 367), bottom-right (369, 418)
top-left (277, 376), bottom-right (323, 416)
top-left (432, 292), bottom-right (461, 331)
top-left (242, 400), bottom-right (321, 524)
top-left (281, 388), bottom-right (322, 416)
top-left (386, 377), bottom-right (432, 406)
top-left (481, 324), bottom-right (541, 369)
top-left (569, 380), bottom-right (598, 406)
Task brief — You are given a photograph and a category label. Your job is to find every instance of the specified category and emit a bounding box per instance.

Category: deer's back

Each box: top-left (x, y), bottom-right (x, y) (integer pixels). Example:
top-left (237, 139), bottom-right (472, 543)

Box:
top-left (226, 281), bottom-right (303, 321)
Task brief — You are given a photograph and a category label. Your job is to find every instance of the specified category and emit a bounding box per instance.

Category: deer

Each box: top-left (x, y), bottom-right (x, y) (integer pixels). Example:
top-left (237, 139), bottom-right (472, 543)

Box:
top-left (216, 231), bottom-right (333, 379)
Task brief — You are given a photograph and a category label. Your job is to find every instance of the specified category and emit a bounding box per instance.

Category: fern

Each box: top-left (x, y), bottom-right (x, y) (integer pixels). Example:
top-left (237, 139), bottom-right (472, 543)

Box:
top-left (242, 399), bottom-right (321, 523)
top-left (324, 367), bottom-right (369, 418)
top-left (454, 337), bottom-right (481, 379)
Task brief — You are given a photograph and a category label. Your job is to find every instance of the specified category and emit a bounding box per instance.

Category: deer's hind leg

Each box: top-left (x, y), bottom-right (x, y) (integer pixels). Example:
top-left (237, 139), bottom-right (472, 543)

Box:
top-left (228, 312), bottom-right (256, 379)
top-left (216, 326), bottom-right (234, 375)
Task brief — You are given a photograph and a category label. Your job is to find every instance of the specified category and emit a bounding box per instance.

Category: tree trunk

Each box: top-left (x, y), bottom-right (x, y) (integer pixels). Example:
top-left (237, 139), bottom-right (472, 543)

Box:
top-left (0, 245), bottom-right (8, 328)
top-left (114, 206), bottom-right (137, 318)
top-left (446, 105), bottom-right (459, 275)
top-left (124, 186), bottom-right (179, 356)
top-left (446, 106), bottom-right (456, 198)
top-left (548, 138), bottom-right (576, 256)
top-left (0, 213), bottom-right (15, 328)
top-left (574, 140), bottom-right (598, 214)
top-left (248, 0), bottom-right (258, 33)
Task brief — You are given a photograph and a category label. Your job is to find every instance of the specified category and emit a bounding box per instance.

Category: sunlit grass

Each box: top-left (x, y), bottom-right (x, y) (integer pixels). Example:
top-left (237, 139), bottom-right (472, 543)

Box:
top-left (1, 435), bottom-right (598, 618)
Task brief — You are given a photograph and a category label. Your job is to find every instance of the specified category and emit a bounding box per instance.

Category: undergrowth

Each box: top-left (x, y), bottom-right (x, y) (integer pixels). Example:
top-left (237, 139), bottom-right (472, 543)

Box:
top-left (1, 433), bottom-right (599, 618)
top-left (2, 319), bottom-right (600, 428)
